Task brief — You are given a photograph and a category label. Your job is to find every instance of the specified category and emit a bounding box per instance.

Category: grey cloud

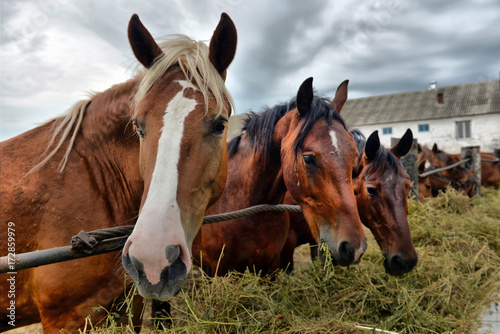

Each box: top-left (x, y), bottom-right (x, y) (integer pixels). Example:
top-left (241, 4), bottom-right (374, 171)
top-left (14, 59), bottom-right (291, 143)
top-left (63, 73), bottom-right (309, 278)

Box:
top-left (1, 0), bottom-right (499, 140)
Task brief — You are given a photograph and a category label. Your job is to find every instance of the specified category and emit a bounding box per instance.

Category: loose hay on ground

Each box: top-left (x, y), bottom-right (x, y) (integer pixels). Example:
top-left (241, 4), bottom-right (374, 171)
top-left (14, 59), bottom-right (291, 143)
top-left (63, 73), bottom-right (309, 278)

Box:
top-left (84, 188), bottom-right (500, 333)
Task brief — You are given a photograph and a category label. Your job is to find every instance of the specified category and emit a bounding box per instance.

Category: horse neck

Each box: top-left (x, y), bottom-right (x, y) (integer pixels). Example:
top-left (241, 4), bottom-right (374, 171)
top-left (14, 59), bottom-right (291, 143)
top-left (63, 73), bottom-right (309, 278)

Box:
top-left (217, 114), bottom-right (293, 209)
top-left (225, 137), bottom-right (285, 207)
top-left (80, 79), bottom-right (138, 140)
top-left (73, 78), bottom-right (143, 200)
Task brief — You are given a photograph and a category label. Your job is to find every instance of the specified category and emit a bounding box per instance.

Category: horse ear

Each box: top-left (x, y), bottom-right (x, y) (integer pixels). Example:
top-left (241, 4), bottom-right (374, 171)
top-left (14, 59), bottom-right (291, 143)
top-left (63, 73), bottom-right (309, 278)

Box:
top-left (364, 130), bottom-right (380, 162)
top-left (209, 13), bottom-right (237, 80)
top-left (418, 159), bottom-right (426, 173)
top-left (417, 143), bottom-right (422, 153)
top-left (432, 143), bottom-right (439, 153)
top-left (391, 128), bottom-right (413, 158)
top-left (330, 79), bottom-right (349, 113)
top-left (128, 14), bottom-right (163, 69)
top-left (296, 77), bottom-right (314, 116)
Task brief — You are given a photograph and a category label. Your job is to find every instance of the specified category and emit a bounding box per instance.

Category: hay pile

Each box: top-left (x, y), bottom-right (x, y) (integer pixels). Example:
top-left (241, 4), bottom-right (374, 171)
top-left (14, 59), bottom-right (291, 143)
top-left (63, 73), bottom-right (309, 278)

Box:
top-left (89, 188), bottom-right (500, 333)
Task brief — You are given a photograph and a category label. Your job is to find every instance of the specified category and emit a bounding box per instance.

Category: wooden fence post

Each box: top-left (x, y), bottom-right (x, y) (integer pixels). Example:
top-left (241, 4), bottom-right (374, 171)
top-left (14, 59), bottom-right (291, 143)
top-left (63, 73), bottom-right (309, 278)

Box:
top-left (392, 137), bottom-right (419, 201)
top-left (460, 146), bottom-right (481, 197)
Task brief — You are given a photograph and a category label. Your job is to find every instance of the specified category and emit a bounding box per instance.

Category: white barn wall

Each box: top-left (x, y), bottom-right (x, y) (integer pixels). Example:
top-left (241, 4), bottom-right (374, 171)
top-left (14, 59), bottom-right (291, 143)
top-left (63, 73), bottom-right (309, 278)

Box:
top-left (349, 113), bottom-right (500, 153)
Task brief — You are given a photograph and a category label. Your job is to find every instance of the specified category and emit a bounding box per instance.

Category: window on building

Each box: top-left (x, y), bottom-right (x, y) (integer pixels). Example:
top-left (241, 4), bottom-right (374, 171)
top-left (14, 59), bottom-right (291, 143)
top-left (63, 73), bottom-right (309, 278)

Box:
top-left (418, 124), bottom-right (430, 132)
top-left (382, 127), bottom-right (392, 135)
top-left (456, 120), bottom-right (471, 139)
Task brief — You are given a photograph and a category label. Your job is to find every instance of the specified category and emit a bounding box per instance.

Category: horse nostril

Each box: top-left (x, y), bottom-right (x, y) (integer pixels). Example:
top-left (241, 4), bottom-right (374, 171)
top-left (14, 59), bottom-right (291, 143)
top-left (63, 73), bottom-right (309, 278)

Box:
top-left (338, 241), bottom-right (354, 266)
top-left (122, 253), bottom-right (141, 282)
top-left (165, 245), bottom-right (180, 263)
top-left (391, 254), bottom-right (405, 271)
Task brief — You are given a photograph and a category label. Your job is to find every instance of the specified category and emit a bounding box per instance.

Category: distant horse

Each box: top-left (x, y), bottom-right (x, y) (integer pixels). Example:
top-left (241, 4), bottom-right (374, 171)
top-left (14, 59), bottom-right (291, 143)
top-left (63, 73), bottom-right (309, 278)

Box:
top-left (281, 129), bottom-right (418, 275)
top-left (418, 160), bottom-right (433, 200)
top-left (430, 144), bottom-right (477, 197)
top-left (417, 144), bottom-right (449, 198)
top-left (449, 152), bottom-right (500, 189)
top-left (193, 78), bottom-right (367, 277)
top-left (0, 13), bottom-right (237, 333)
top-left (478, 152), bottom-right (500, 188)
top-left (417, 143), bottom-right (433, 167)
top-left (418, 144), bottom-right (477, 197)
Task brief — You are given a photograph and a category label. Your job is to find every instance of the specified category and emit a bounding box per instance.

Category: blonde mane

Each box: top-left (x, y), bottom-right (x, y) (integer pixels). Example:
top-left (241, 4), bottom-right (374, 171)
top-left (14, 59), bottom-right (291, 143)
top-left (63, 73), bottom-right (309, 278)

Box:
top-left (29, 98), bottom-right (92, 174)
top-left (30, 34), bottom-right (234, 174)
top-left (133, 34), bottom-right (235, 117)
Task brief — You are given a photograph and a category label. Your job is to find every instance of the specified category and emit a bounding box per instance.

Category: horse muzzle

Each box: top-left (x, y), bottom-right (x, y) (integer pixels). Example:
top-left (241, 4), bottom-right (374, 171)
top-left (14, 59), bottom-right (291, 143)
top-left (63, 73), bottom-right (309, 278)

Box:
top-left (122, 244), bottom-right (188, 300)
top-left (320, 238), bottom-right (367, 266)
top-left (383, 252), bottom-right (418, 276)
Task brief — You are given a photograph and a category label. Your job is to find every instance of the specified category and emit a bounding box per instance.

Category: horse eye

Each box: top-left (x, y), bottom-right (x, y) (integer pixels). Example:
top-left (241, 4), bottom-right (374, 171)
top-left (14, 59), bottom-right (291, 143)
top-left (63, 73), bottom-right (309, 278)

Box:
top-left (212, 119), bottom-right (227, 134)
top-left (133, 120), bottom-right (144, 139)
top-left (366, 186), bottom-right (378, 196)
top-left (303, 155), bottom-right (316, 166)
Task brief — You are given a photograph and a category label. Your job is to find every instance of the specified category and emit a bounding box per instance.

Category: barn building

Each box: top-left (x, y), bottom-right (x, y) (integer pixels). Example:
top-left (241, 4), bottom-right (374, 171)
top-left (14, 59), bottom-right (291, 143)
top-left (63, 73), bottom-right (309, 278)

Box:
top-left (227, 79), bottom-right (500, 154)
top-left (341, 79), bottom-right (500, 153)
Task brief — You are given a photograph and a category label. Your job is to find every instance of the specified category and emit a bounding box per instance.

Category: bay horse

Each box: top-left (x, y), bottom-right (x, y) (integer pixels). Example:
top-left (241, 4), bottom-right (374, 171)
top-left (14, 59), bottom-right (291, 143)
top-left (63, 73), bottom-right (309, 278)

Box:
top-left (478, 152), bottom-right (500, 188)
top-left (418, 160), bottom-right (433, 200)
top-left (0, 13), bottom-right (237, 333)
top-left (417, 144), bottom-right (447, 199)
top-left (193, 78), bottom-right (367, 277)
top-left (427, 143), bottom-right (477, 197)
top-left (281, 129), bottom-right (418, 275)
top-left (449, 152), bottom-right (500, 189)
top-left (417, 144), bottom-right (477, 197)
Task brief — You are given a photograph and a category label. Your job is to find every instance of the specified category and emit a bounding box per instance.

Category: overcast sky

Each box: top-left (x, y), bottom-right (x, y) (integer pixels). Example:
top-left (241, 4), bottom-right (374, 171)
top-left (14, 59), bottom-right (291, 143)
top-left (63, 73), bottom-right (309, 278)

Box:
top-left (1, 0), bottom-right (499, 141)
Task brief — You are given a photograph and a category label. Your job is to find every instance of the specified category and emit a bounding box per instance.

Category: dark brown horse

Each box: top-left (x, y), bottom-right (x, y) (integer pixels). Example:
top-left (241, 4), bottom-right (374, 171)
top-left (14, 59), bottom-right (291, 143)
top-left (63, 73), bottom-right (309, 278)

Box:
top-left (193, 78), bottom-right (367, 277)
top-left (0, 14), bottom-right (237, 332)
top-left (281, 129), bottom-right (418, 275)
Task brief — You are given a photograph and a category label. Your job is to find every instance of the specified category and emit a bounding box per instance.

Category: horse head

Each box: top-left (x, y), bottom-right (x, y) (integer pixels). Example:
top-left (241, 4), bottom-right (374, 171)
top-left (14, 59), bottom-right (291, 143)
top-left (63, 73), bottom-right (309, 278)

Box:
top-left (353, 129), bottom-right (418, 275)
top-left (122, 13), bottom-right (237, 300)
top-left (278, 78), bottom-right (367, 266)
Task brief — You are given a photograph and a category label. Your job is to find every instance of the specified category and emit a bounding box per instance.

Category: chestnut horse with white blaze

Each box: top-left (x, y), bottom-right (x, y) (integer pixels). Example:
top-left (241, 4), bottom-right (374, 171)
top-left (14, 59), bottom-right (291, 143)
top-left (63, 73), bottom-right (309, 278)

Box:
top-left (193, 78), bottom-right (367, 276)
top-left (0, 13), bottom-right (236, 332)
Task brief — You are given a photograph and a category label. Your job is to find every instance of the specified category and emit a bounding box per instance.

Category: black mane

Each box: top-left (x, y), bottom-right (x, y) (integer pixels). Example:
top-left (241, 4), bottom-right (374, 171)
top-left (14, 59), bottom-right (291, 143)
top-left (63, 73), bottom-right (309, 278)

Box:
top-left (227, 99), bottom-right (296, 163)
top-left (351, 128), bottom-right (366, 154)
top-left (367, 145), bottom-right (400, 176)
top-left (435, 149), bottom-right (455, 165)
top-left (293, 97), bottom-right (347, 153)
top-left (352, 129), bottom-right (401, 175)
top-left (227, 95), bottom-right (348, 164)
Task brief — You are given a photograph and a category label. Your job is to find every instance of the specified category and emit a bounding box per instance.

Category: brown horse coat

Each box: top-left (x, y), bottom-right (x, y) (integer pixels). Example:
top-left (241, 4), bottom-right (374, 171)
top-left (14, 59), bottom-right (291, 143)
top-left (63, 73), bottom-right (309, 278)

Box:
top-left (0, 13), bottom-right (237, 333)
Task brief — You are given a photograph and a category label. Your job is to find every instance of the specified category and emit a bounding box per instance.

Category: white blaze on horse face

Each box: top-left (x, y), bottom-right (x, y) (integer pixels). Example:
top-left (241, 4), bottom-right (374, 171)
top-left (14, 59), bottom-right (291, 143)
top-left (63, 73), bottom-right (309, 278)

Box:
top-left (329, 129), bottom-right (340, 155)
top-left (129, 80), bottom-right (197, 284)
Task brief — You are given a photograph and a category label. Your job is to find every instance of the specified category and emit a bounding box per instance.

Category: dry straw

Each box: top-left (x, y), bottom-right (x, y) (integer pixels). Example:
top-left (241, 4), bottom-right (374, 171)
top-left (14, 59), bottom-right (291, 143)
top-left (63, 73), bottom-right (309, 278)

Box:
top-left (84, 188), bottom-right (500, 333)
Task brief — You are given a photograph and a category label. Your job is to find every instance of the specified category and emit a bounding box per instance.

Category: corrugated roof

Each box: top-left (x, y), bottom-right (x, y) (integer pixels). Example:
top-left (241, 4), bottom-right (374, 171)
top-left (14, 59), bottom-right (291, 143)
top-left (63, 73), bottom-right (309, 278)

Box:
top-left (342, 79), bottom-right (500, 126)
